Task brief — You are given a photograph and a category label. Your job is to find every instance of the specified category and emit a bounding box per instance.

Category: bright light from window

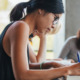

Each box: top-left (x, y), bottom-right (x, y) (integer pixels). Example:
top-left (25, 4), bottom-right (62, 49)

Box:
top-left (8, 0), bottom-right (29, 5)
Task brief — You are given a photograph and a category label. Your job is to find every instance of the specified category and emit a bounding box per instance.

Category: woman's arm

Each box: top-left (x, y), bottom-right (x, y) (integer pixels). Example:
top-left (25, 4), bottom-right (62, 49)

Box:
top-left (29, 61), bottom-right (66, 69)
top-left (36, 35), bottom-right (46, 62)
top-left (21, 63), bottom-right (80, 80)
top-left (29, 36), bottom-right (46, 63)
top-left (9, 22), bottom-right (80, 80)
top-left (29, 31), bottom-right (47, 63)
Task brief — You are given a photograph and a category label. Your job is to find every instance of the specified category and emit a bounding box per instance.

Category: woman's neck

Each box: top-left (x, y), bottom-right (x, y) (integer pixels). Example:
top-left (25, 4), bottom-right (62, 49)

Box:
top-left (22, 13), bottom-right (37, 35)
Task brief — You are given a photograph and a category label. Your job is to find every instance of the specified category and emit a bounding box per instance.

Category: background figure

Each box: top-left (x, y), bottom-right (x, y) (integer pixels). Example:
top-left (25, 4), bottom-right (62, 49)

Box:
top-left (59, 29), bottom-right (80, 62)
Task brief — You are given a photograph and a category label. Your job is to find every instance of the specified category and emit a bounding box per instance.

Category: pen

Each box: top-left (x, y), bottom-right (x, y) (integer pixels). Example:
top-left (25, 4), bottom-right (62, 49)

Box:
top-left (77, 52), bottom-right (80, 62)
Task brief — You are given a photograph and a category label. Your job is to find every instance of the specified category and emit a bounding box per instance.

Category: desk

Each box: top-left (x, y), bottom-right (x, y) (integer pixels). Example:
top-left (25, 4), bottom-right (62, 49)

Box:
top-left (67, 76), bottom-right (80, 80)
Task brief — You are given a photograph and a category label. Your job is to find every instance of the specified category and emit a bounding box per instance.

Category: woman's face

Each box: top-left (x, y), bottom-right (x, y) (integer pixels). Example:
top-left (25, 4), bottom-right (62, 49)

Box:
top-left (36, 10), bottom-right (62, 34)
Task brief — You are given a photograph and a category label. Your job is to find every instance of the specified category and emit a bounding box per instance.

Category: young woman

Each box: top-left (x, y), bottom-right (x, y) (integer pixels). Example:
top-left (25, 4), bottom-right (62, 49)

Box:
top-left (0, 0), bottom-right (80, 80)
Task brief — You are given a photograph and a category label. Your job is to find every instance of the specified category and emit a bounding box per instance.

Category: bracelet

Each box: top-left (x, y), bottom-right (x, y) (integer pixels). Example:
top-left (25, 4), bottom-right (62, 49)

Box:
top-left (40, 62), bottom-right (44, 69)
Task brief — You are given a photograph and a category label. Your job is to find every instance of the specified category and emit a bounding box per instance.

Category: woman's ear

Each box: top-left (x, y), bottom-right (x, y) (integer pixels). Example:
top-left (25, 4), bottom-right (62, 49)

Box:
top-left (38, 9), bottom-right (47, 16)
top-left (38, 9), bottom-right (42, 14)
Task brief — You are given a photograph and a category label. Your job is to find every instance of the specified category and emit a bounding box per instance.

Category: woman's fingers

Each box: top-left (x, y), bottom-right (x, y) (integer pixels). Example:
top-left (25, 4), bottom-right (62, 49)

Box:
top-left (33, 30), bottom-right (39, 36)
top-left (33, 30), bottom-right (46, 38)
top-left (68, 59), bottom-right (75, 63)
top-left (70, 69), bottom-right (80, 75)
top-left (68, 63), bottom-right (80, 75)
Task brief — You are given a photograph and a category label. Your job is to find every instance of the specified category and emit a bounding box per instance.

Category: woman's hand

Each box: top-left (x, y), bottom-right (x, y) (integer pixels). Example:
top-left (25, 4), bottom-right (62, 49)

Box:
top-left (51, 62), bottom-right (66, 68)
top-left (68, 63), bottom-right (80, 75)
top-left (42, 61), bottom-right (66, 69)
top-left (32, 30), bottom-right (46, 39)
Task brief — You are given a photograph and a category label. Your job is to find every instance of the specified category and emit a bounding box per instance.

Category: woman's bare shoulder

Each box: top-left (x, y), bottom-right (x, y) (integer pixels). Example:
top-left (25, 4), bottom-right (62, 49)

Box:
top-left (9, 21), bottom-right (30, 40)
top-left (12, 21), bottom-right (29, 30)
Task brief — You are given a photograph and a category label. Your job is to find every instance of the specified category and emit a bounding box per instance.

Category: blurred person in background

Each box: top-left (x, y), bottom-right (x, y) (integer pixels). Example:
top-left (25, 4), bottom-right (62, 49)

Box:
top-left (59, 29), bottom-right (80, 62)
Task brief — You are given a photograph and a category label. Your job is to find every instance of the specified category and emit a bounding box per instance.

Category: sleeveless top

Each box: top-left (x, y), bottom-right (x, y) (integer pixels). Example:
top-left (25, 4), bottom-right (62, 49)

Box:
top-left (0, 22), bottom-right (29, 80)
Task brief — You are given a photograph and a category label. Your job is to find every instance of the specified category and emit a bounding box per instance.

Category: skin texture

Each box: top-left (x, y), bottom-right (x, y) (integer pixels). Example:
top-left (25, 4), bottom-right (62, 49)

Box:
top-left (2, 9), bottom-right (80, 80)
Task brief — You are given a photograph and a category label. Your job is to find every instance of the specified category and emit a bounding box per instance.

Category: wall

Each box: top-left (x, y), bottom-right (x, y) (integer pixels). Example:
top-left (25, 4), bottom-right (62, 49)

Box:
top-left (66, 0), bottom-right (80, 39)
top-left (54, 0), bottom-right (65, 58)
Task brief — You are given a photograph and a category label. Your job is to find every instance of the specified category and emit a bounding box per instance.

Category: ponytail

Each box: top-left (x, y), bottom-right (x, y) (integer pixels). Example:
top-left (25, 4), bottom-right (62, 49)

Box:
top-left (10, 2), bottom-right (30, 21)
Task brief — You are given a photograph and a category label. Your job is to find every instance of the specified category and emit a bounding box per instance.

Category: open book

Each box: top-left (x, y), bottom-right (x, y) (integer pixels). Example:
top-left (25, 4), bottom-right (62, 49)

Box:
top-left (45, 60), bottom-right (72, 66)
top-left (53, 60), bottom-right (72, 65)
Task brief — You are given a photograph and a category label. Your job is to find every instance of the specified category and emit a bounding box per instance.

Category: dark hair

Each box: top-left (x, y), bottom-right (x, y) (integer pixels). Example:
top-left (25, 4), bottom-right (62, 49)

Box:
top-left (10, 0), bottom-right (64, 22)
top-left (76, 38), bottom-right (80, 50)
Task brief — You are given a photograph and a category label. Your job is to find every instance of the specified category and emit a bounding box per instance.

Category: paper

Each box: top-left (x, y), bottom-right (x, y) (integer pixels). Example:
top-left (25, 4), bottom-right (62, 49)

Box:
top-left (67, 76), bottom-right (80, 80)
